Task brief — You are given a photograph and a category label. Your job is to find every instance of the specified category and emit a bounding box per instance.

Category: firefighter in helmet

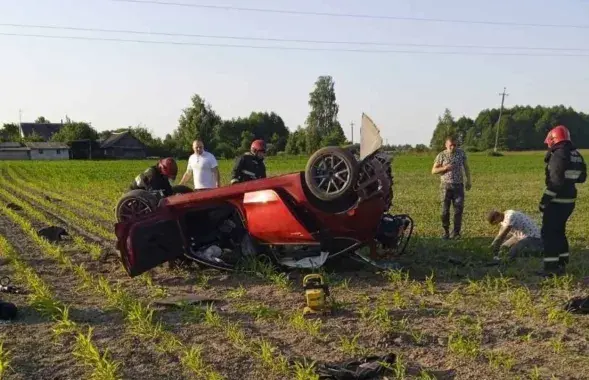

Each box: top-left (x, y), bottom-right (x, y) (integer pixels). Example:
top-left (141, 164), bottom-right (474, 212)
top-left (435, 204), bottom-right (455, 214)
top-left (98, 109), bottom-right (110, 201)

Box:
top-left (129, 157), bottom-right (179, 197)
top-left (230, 139), bottom-right (267, 184)
top-left (538, 125), bottom-right (586, 277)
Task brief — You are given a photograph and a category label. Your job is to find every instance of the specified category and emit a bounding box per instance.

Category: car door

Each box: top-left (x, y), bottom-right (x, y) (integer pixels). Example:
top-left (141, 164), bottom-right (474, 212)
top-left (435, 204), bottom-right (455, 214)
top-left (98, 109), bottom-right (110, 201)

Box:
top-left (115, 209), bottom-right (186, 277)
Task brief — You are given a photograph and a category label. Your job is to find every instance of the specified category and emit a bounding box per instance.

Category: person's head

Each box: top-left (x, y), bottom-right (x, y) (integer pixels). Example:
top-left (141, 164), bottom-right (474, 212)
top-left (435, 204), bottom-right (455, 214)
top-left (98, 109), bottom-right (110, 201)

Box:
top-left (544, 125), bottom-right (571, 149)
top-left (192, 140), bottom-right (205, 155)
top-left (250, 139), bottom-right (266, 159)
top-left (486, 210), bottom-right (504, 225)
top-left (157, 157), bottom-right (178, 181)
top-left (445, 136), bottom-right (458, 152)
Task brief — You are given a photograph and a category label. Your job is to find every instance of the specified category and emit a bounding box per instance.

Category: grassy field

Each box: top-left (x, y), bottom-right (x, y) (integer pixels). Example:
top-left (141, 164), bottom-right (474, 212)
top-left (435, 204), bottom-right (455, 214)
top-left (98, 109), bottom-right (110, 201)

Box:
top-left (0, 151), bottom-right (587, 380)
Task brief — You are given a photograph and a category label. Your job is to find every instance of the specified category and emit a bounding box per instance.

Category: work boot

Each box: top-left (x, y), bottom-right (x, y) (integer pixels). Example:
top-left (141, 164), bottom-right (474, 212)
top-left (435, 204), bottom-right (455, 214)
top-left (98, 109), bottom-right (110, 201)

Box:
top-left (535, 265), bottom-right (565, 278)
top-left (442, 228), bottom-right (450, 240)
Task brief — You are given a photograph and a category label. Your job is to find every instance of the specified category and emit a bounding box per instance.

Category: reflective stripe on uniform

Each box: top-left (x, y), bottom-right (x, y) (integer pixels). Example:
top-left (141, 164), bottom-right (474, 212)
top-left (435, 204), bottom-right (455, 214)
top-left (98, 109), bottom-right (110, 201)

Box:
top-left (551, 198), bottom-right (576, 204)
top-left (544, 189), bottom-right (557, 196)
top-left (570, 155), bottom-right (584, 163)
top-left (559, 253), bottom-right (570, 258)
top-left (544, 257), bottom-right (559, 262)
top-left (242, 170), bottom-right (256, 177)
top-left (565, 170), bottom-right (582, 180)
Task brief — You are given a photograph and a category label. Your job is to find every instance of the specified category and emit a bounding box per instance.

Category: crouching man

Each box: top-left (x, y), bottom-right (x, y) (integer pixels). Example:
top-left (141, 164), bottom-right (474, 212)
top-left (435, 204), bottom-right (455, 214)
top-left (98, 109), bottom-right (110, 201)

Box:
top-left (487, 209), bottom-right (543, 261)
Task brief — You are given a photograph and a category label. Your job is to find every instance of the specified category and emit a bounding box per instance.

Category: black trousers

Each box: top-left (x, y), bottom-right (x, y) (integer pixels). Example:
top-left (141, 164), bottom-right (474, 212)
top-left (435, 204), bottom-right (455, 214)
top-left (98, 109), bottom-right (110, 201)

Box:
top-left (440, 183), bottom-right (464, 235)
top-left (541, 202), bottom-right (575, 271)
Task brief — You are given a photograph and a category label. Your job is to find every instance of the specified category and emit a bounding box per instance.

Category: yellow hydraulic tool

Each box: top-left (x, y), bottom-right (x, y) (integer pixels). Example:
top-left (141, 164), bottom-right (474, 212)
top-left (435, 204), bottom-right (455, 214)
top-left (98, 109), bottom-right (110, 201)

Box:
top-left (302, 273), bottom-right (331, 316)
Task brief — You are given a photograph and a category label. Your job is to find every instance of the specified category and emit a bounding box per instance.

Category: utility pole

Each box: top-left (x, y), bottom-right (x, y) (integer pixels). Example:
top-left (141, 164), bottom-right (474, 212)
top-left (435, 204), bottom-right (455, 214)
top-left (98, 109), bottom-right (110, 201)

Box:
top-left (494, 87), bottom-right (509, 153)
top-left (350, 121), bottom-right (354, 144)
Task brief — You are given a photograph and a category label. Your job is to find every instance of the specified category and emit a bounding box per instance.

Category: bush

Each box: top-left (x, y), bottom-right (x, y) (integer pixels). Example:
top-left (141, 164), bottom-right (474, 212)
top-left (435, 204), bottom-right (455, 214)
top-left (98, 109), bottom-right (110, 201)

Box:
top-left (464, 146), bottom-right (480, 153)
top-left (486, 150), bottom-right (504, 157)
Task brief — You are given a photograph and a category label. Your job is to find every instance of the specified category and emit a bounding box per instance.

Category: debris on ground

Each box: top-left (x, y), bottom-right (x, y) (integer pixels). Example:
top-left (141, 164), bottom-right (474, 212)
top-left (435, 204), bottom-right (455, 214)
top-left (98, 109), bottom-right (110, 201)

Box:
top-left (565, 296), bottom-right (589, 314)
top-left (307, 353), bottom-right (396, 379)
top-left (6, 203), bottom-right (23, 211)
top-left (0, 300), bottom-right (17, 321)
top-left (37, 226), bottom-right (68, 243)
top-left (153, 294), bottom-right (220, 308)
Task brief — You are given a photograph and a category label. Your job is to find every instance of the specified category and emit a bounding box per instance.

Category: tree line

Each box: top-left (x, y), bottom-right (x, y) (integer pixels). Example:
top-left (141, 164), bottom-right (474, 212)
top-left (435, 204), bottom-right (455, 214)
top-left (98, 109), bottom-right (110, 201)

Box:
top-left (430, 105), bottom-right (589, 152)
top-left (0, 75), bottom-right (350, 159)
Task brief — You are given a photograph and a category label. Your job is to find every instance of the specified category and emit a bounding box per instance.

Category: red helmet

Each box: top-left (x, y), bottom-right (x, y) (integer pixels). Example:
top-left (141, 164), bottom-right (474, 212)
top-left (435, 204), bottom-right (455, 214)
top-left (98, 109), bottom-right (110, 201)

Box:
top-left (157, 157), bottom-right (178, 180)
top-left (544, 125), bottom-right (571, 148)
top-left (251, 139), bottom-right (266, 153)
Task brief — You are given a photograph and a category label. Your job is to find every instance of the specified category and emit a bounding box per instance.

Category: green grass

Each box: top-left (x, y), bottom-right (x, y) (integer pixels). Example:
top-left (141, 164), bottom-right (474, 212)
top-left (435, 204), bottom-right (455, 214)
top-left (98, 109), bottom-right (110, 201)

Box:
top-left (1, 149), bottom-right (588, 379)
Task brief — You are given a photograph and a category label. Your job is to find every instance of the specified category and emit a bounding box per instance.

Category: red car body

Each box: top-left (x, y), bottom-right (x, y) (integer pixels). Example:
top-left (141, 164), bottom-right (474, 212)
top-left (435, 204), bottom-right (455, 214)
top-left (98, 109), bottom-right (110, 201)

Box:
top-left (114, 114), bottom-right (410, 277)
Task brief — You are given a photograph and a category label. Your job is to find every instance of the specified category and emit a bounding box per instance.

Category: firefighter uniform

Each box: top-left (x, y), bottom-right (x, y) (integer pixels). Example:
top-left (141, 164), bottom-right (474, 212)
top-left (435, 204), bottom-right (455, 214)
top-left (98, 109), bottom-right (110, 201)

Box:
top-left (539, 139), bottom-right (586, 274)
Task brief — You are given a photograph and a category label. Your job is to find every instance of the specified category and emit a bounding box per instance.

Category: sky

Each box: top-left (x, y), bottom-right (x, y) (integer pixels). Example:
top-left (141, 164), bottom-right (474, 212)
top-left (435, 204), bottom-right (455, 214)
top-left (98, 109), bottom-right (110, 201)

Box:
top-left (1, 0), bottom-right (589, 146)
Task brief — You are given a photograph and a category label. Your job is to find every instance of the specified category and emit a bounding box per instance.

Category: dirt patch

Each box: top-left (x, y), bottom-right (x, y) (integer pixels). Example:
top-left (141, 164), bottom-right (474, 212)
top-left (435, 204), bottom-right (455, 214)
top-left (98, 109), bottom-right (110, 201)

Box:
top-left (0, 214), bottom-right (190, 380)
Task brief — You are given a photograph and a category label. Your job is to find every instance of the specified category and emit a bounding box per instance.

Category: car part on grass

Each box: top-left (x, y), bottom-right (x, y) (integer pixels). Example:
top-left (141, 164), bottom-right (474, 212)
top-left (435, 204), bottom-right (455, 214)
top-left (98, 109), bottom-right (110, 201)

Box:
top-left (565, 296), bottom-right (589, 314)
top-left (302, 273), bottom-right (331, 316)
top-left (0, 300), bottom-right (17, 321)
top-left (37, 226), bottom-right (68, 243)
top-left (312, 352), bottom-right (396, 380)
top-left (0, 276), bottom-right (23, 294)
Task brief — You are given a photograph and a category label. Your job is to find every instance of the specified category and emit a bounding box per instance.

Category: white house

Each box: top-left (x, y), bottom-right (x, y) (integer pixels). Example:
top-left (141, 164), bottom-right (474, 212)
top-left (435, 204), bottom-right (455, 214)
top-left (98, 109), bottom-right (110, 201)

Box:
top-left (0, 142), bottom-right (30, 160)
top-left (23, 142), bottom-right (70, 160)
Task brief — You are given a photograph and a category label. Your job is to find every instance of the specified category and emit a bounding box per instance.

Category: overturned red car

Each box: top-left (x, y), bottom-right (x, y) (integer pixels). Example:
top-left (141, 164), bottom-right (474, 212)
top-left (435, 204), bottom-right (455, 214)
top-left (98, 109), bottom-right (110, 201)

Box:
top-left (114, 114), bottom-right (413, 277)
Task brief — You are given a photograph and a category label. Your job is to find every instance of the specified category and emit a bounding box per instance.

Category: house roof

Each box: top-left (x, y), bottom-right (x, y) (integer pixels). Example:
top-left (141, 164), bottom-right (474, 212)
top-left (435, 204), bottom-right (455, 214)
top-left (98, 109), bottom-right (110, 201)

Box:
top-left (20, 123), bottom-right (63, 141)
top-left (0, 142), bottom-right (23, 148)
top-left (0, 147), bottom-right (29, 152)
top-left (24, 142), bottom-right (70, 149)
top-left (100, 131), bottom-right (145, 149)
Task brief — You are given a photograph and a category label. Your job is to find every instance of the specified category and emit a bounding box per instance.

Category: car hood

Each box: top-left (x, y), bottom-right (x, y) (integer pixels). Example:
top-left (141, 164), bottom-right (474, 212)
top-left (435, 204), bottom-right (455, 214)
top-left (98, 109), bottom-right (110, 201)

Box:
top-left (359, 113), bottom-right (384, 161)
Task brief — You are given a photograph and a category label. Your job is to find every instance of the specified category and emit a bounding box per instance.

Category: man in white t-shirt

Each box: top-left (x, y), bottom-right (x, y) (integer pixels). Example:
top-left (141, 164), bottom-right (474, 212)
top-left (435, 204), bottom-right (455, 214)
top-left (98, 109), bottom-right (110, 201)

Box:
top-left (487, 209), bottom-right (543, 260)
top-left (179, 140), bottom-right (220, 190)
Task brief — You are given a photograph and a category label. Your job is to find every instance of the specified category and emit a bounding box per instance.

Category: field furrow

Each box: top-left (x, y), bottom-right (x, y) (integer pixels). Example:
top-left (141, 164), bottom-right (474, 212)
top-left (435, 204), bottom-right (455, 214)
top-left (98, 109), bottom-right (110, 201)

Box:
top-left (0, 152), bottom-right (588, 379)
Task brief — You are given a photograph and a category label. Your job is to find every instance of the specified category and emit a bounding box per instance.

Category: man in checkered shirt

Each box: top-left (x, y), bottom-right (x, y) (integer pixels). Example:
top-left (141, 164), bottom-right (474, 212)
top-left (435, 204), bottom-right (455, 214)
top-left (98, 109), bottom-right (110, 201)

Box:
top-left (431, 136), bottom-right (472, 239)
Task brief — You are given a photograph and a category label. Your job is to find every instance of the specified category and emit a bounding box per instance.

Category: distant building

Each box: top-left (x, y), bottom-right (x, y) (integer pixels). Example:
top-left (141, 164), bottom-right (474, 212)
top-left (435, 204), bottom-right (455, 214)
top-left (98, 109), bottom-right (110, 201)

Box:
top-left (23, 142), bottom-right (70, 160)
top-left (0, 142), bottom-right (30, 160)
top-left (19, 122), bottom-right (64, 141)
top-left (99, 131), bottom-right (147, 159)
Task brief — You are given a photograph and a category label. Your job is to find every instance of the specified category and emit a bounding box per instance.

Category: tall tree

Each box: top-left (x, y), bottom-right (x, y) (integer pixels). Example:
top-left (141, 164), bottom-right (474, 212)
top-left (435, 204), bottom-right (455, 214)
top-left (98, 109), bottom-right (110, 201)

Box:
top-left (35, 116), bottom-right (50, 124)
top-left (305, 75), bottom-right (346, 153)
top-left (173, 94), bottom-right (222, 155)
top-left (51, 118), bottom-right (99, 142)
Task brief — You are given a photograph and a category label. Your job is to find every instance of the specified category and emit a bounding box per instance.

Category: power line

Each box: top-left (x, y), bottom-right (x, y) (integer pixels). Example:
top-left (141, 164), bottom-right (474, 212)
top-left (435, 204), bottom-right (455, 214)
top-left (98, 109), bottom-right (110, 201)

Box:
top-left (494, 87), bottom-right (509, 153)
top-left (2, 22), bottom-right (589, 52)
top-left (111, 0), bottom-right (589, 30)
top-left (2, 31), bottom-right (589, 57)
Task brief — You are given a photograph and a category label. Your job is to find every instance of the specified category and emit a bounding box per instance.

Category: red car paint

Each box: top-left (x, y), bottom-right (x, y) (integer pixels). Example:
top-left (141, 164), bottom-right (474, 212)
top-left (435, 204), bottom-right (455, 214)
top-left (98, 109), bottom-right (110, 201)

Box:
top-left (114, 169), bottom-right (391, 278)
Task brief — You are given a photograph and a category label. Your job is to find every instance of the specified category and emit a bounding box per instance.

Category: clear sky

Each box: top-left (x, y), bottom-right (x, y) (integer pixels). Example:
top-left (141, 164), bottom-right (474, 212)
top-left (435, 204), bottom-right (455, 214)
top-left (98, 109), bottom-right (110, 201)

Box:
top-left (1, 0), bottom-right (588, 146)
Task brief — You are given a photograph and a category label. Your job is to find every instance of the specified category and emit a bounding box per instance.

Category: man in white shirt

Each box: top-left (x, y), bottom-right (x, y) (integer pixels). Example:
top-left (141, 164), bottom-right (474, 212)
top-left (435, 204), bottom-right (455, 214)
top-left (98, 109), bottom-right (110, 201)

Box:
top-left (179, 140), bottom-right (220, 190)
top-left (487, 209), bottom-right (544, 260)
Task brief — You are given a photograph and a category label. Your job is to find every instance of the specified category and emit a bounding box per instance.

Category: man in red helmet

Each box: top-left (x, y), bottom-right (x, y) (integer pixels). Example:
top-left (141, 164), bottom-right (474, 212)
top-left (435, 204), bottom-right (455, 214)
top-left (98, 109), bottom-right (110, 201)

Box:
top-left (538, 125), bottom-right (586, 277)
top-left (230, 139), bottom-right (267, 184)
top-left (129, 157), bottom-right (178, 197)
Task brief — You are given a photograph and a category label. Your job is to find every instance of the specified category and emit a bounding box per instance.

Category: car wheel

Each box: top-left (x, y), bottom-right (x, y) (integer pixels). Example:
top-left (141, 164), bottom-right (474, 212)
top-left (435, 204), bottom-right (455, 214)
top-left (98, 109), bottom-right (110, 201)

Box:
top-left (305, 146), bottom-right (359, 202)
top-left (171, 185), bottom-right (193, 194)
top-left (115, 189), bottom-right (159, 223)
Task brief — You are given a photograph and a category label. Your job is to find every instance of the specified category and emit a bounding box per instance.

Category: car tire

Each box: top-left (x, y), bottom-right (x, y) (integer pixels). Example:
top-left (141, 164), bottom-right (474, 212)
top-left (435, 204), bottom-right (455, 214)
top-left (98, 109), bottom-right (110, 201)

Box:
top-left (305, 146), bottom-right (359, 202)
top-left (115, 189), bottom-right (159, 223)
top-left (171, 185), bottom-right (194, 194)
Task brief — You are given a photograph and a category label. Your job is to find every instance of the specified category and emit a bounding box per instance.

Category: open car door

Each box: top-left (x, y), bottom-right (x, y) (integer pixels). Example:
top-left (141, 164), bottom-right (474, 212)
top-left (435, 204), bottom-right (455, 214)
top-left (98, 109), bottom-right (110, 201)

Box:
top-left (115, 209), bottom-right (186, 277)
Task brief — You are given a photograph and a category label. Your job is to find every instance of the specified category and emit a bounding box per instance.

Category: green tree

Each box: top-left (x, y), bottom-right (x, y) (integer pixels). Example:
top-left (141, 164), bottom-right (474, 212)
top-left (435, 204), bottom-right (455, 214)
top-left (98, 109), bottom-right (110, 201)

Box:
top-left (305, 75), bottom-right (346, 153)
top-left (173, 94), bottom-right (222, 156)
top-left (0, 123), bottom-right (20, 141)
top-left (51, 118), bottom-right (99, 143)
top-left (35, 116), bottom-right (50, 124)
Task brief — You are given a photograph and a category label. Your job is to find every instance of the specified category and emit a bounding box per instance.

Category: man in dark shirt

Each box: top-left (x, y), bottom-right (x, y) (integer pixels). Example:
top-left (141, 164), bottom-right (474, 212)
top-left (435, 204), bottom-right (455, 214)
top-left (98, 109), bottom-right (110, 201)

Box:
top-left (538, 125), bottom-right (586, 277)
top-left (230, 139), bottom-right (267, 184)
top-left (130, 157), bottom-right (178, 197)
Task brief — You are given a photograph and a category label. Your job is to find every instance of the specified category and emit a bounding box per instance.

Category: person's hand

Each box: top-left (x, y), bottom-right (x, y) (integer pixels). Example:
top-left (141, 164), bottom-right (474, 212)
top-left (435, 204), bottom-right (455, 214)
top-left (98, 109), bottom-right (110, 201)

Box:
top-left (443, 164), bottom-right (453, 172)
top-left (465, 181), bottom-right (472, 191)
